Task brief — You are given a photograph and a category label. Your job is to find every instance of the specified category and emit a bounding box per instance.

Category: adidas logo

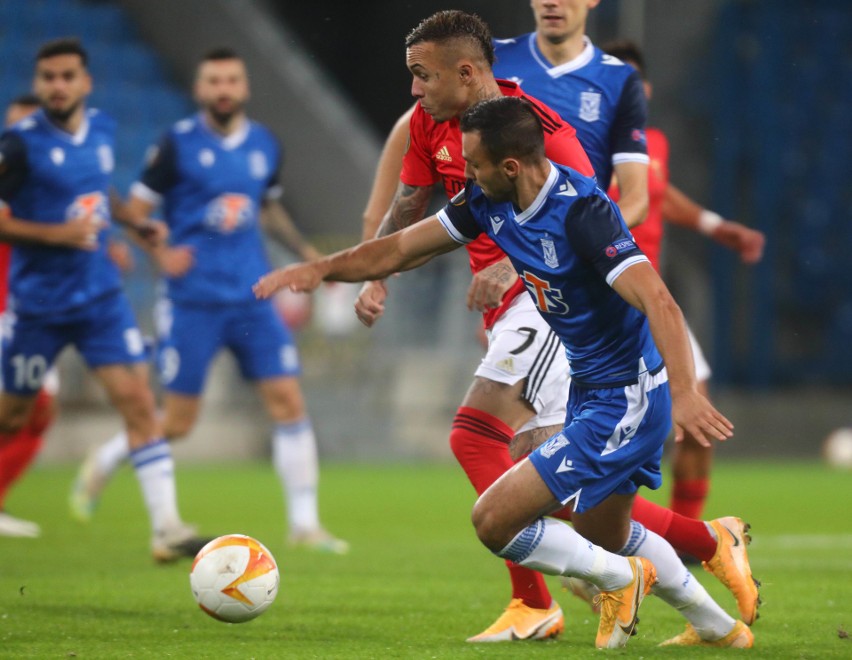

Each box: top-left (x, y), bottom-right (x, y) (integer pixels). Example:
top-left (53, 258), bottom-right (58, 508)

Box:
top-left (435, 145), bottom-right (452, 162)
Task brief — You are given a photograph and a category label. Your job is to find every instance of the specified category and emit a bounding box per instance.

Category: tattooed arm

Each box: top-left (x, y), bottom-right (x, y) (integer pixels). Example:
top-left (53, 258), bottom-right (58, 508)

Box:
top-left (354, 182), bottom-right (434, 327)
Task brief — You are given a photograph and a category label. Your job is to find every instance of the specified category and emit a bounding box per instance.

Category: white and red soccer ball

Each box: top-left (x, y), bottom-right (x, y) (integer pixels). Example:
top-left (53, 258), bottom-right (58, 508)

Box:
top-left (190, 534), bottom-right (279, 623)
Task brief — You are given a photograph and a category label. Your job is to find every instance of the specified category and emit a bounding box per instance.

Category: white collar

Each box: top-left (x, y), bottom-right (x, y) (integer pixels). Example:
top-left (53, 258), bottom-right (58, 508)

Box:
top-left (528, 34), bottom-right (595, 78)
top-left (200, 114), bottom-right (250, 150)
top-left (515, 162), bottom-right (559, 225)
top-left (41, 109), bottom-right (91, 146)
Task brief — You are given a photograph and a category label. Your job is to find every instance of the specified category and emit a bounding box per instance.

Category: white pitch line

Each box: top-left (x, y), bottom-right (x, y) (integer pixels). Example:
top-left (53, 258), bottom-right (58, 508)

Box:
top-left (750, 534), bottom-right (852, 549)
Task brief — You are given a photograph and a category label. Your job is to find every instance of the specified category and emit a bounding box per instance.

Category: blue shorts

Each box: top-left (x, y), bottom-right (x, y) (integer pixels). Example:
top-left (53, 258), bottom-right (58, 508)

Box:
top-left (1, 290), bottom-right (146, 396)
top-left (528, 366), bottom-right (671, 514)
top-left (155, 298), bottom-right (300, 395)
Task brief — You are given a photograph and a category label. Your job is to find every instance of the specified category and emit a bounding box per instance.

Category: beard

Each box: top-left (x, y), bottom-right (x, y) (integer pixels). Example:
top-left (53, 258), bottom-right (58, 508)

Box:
top-left (43, 98), bottom-right (81, 123)
top-left (206, 99), bottom-right (245, 127)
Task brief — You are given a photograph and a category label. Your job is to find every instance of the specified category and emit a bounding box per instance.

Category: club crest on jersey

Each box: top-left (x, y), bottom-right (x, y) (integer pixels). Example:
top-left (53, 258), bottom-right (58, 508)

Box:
top-left (249, 150), bottom-right (268, 180)
top-left (605, 239), bottom-right (636, 259)
top-left (66, 192), bottom-right (108, 223)
top-left (205, 193), bottom-right (255, 233)
top-left (541, 238), bottom-right (559, 268)
top-left (50, 147), bottom-right (65, 166)
top-left (198, 148), bottom-right (215, 167)
top-left (579, 91), bottom-right (601, 122)
top-left (539, 432), bottom-right (569, 459)
top-left (97, 144), bottom-right (114, 173)
top-left (521, 271), bottom-right (570, 314)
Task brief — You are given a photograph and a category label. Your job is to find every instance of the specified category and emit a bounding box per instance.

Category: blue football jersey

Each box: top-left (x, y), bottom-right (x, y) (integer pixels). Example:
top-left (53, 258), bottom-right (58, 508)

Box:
top-left (493, 35), bottom-right (648, 188)
top-left (438, 163), bottom-right (661, 387)
top-left (132, 115), bottom-right (283, 304)
top-left (0, 109), bottom-right (122, 315)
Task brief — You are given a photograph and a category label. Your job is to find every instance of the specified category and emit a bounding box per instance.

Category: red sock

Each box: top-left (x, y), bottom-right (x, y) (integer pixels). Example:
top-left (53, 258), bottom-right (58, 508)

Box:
top-left (0, 430), bottom-right (43, 509)
top-left (633, 495), bottom-right (716, 561)
top-left (450, 406), bottom-right (552, 610)
top-left (670, 478), bottom-right (710, 519)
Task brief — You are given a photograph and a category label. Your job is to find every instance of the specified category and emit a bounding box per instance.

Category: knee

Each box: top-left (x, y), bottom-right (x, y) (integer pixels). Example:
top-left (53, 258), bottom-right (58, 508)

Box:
top-left (112, 383), bottom-right (156, 425)
top-left (0, 413), bottom-right (27, 435)
top-left (471, 497), bottom-right (507, 553)
top-left (162, 416), bottom-right (193, 440)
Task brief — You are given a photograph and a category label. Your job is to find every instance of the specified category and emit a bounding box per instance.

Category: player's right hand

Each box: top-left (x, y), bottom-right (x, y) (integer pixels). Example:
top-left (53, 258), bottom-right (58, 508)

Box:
top-left (354, 280), bottom-right (387, 327)
top-left (59, 213), bottom-right (106, 250)
top-left (156, 245), bottom-right (195, 277)
top-left (253, 263), bottom-right (324, 299)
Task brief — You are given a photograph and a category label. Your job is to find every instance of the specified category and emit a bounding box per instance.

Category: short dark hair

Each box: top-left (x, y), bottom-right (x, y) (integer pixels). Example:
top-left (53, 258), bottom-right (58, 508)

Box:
top-left (405, 10), bottom-right (494, 68)
top-left (601, 39), bottom-right (646, 77)
top-left (460, 97), bottom-right (545, 164)
top-left (201, 46), bottom-right (241, 63)
top-left (36, 37), bottom-right (88, 67)
top-left (10, 93), bottom-right (40, 107)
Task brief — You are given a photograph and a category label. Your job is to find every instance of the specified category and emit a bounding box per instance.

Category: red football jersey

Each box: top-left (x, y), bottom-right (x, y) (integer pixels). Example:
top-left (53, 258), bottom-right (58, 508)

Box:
top-left (609, 127), bottom-right (669, 272)
top-left (402, 80), bottom-right (594, 328)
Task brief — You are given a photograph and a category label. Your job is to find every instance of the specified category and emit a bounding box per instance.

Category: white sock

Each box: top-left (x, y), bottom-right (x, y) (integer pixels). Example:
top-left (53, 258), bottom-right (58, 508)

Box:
top-left (273, 419), bottom-right (320, 534)
top-left (497, 518), bottom-right (634, 590)
top-left (130, 439), bottom-right (181, 534)
top-left (620, 521), bottom-right (736, 640)
top-left (95, 431), bottom-right (130, 477)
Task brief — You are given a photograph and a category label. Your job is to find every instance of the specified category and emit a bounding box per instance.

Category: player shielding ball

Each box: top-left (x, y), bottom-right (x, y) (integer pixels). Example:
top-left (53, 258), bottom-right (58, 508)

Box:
top-left (255, 97), bottom-right (754, 650)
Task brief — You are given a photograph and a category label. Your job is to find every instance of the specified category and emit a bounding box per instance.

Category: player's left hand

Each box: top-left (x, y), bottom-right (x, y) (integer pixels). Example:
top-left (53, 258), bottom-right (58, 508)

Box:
top-left (671, 389), bottom-right (734, 447)
top-left (254, 263), bottom-right (323, 299)
top-left (467, 258), bottom-right (518, 312)
top-left (134, 219), bottom-right (169, 248)
top-left (712, 221), bottom-right (765, 264)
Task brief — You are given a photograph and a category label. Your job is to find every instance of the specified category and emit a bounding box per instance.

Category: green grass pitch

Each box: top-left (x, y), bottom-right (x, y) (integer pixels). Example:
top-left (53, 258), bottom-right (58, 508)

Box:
top-left (1, 460), bottom-right (851, 658)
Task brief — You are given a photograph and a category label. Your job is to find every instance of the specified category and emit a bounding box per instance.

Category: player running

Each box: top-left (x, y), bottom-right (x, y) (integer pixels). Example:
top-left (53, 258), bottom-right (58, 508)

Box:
top-left (0, 38), bottom-right (208, 561)
top-left (255, 96), bottom-right (754, 650)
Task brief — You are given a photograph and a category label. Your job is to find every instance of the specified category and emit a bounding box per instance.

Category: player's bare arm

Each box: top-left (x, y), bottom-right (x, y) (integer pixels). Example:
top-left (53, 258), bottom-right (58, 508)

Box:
top-left (0, 206), bottom-right (104, 250)
top-left (467, 257), bottom-right (518, 311)
top-left (261, 200), bottom-right (322, 261)
top-left (355, 182), bottom-right (434, 326)
top-left (611, 160), bottom-right (649, 228)
top-left (111, 191), bottom-right (168, 248)
top-left (611, 261), bottom-right (734, 446)
top-left (255, 216), bottom-right (458, 299)
top-left (361, 105), bottom-right (414, 241)
top-left (123, 195), bottom-right (194, 277)
top-left (662, 183), bottom-right (765, 263)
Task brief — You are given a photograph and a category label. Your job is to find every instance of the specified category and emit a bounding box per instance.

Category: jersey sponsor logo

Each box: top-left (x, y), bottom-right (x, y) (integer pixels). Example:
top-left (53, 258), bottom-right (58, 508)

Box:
top-left (495, 356), bottom-right (515, 374)
top-left (97, 144), bottom-right (114, 173)
top-left (50, 147), bottom-right (65, 166)
top-left (522, 271), bottom-right (570, 314)
top-left (199, 148), bottom-right (215, 167)
top-left (489, 214), bottom-right (505, 234)
top-left (434, 145), bottom-right (452, 162)
top-left (556, 182), bottom-right (578, 197)
top-left (249, 150), bottom-right (268, 180)
top-left (204, 193), bottom-right (255, 233)
top-left (631, 128), bottom-right (647, 145)
top-left (605, 239), bottom-right (636, 259)
top-left (66, 191), bottom-right (108, 223)
top-left (539, 432), bottom-right (569, 458)
top-left (579, 91), bottom-right (601, 122)
top-left (541, 238), bottom-right (559, 268)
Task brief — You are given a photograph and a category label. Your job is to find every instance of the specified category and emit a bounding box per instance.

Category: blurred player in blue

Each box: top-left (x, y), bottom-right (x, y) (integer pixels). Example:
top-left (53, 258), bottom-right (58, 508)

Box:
top-left (492, 0), bottom-right (649, 227)
top-left (255, 97), bottom-right (753, 650)
top-left (0, 38), bottom-right (208, 561)
top-left (73, 47), bottom-right (347, 554)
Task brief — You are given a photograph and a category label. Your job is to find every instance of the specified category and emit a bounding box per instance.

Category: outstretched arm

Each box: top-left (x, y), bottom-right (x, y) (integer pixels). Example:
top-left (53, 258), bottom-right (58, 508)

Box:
top-left (611, 262), bottom-right (734, 446)
top-left (254, 216), bottom-right (459, 298)
top-left (662, 183), bottom-right (765, 263)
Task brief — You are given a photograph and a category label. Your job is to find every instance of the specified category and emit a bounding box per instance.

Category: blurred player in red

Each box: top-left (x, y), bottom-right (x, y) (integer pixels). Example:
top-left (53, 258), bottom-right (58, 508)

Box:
top-left (602, 39), bottom-right (765, 520)
top-left (0, 94), bottom-right (58, 537)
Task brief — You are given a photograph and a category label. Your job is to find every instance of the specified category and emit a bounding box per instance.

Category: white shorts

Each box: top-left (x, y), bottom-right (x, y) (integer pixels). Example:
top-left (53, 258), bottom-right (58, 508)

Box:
top-left (686, 323), bottom-right (712, 382)
top-left (475, 294), bottom-right (570, 434)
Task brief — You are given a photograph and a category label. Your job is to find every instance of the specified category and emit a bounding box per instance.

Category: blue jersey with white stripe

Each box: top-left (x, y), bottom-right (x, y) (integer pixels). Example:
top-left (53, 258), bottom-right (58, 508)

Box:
top-left (132, 114), bottom-right (282, 304)
top-left (438, 163), bottom-right (660, 387)
top-left (493, 35), bottom-right (648, 188)
top-left (0, 108), bottom-right (122, 316)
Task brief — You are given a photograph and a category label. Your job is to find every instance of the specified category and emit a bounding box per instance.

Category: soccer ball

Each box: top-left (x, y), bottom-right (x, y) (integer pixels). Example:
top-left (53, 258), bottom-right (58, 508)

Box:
top-left (190, 534), bottom-right (279, 623)
top-left (822, 428), bottom-right (852, 470)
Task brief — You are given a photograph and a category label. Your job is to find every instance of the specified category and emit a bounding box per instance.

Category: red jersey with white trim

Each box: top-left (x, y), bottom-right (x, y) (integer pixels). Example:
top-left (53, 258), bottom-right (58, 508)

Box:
top-left (609, 127), bottom-right (669, 271)
top-left (401, 79), bottom-right (594, 328)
